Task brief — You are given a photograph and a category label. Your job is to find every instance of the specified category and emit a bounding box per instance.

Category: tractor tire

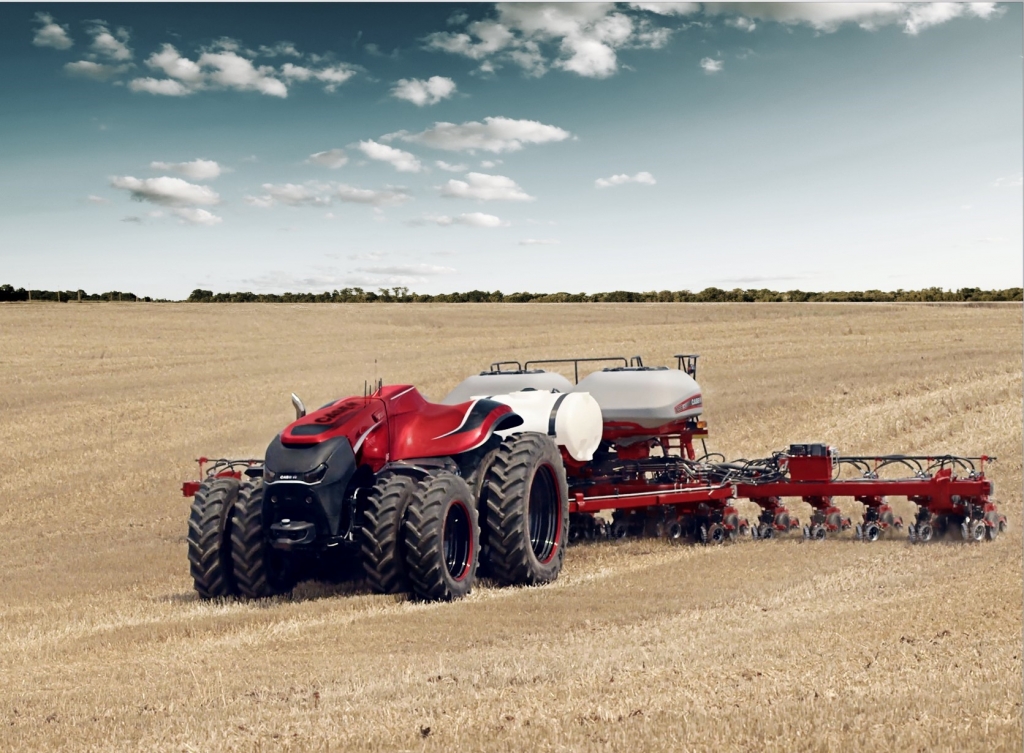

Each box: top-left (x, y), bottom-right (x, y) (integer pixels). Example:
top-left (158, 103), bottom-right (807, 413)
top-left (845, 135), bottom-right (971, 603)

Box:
top-left (187, 477), bottom-right (241, 598)
top-left (482, 433), bottom-right (570, 586)
top-left (360, 473), bottom-right (418, 594)
top-left (231, 480), bottom-right (298, 598)
top-left (403, 472), bottom-right (479, 601)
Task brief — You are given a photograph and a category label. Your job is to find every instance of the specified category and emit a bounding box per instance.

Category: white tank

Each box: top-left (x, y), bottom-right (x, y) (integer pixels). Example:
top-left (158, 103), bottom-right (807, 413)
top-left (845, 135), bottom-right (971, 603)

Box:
top-left (442, 370), bottom-right (573, 405)
top-left (482, 390), bottom-right (603, 462)
top-left (572, 367), bottom-right (702, 428)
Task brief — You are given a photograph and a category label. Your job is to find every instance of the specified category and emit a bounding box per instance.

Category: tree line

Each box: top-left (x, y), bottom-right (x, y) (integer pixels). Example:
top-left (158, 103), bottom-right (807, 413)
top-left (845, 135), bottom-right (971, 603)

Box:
top-left (2, 283), bottom-right (1020, 304)
top-left (186, 286), bottom-right (1022, 303)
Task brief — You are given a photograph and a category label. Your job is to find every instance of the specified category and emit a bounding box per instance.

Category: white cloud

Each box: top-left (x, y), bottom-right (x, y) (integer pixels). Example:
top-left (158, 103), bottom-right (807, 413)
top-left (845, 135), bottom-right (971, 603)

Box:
top-left (436, 160), bottom-right (468, 172)
top-left (595, 171), bottom-right (656, 188)
top-left (628, 2), bottom-right (700, 15)
top-left (703, 2), bottom-right (1003, 35)
top-left (33, 12), bottom-right (73, 49)
top-left (247, 182), bottom-right (411, 208)
top-left (726, 16), bottom-right (757, 32)
top-left (173, 207), bottom-right (223, 226)
top-left (416, 212), bottom-right (509, 228)
top-left (358, 140), bottom-right (423, 173)
top-left (387, 116), bottom-right (571, 154)
top-left (307, 149), bottom-right (349, 169)
top-left (87, 23), bottom-right (132, 61)
top-left (198, 51), bottom-right (287, 97)
top-left (145, 44), bottom-right (204, 84)
top-left (247, 182), bottom-right (332, 207)
top-left (700, 57), bottom-right (723, 73)
top-left (280, 62), bottom-right (357, 91)
top-left (440, 172), bottom-right (533, 201)
top-left (258, 42), bottom-right (301, 58)
top-left (86, 195), bottom-right (109, 204)
top-left (335, 184), bottom-right (411, 206)
top-left (110, 176), bottom-right (220, 207)
top-left (64, 61), bottom-right (129, 80)
top-left (519, 238), bottom-right (560, 245)
top-left (993, 174), bottom-right (1023, 188)
top-left (150, 159), bottom-right (223, 180)
top-left (359, 264), bottom-right (454, 276)
top-left (391, 76), bottom-right (458, 106)
top-left (129, 77), bottom-right (193, 96)
top-left (425, 3), bottom-right (678, 79)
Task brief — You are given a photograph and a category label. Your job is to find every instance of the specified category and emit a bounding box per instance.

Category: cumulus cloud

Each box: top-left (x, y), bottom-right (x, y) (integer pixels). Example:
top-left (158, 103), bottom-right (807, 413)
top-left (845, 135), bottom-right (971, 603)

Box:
top-left (110, 176), bottom-right (220, 207)
top-left (702, 2), bottom-right (1002, 35)
top-left (64, 60), bottom-right (129, 80)
top-left (150, 159), bottom-right (223, 180)
top-left (726, 16), bottom-right (757, 32)
top-left (258, 41), bottom-right (301, 58)
top-left (435, 160), bottom-right (468, 172)
top-left (173, 207), bottom-right (223, 226)
top-left (628, 2), bottom-right (700, 15)
top-left (307, 149), bottom-right (349, 169)
top-left (413, 212), bottom-right (509, 228)
top-left (993, 173), bottom-right (1023, 188)
top-left (128, 41), bottom-right (357, 97)
top-left (145, 44), bottom-right (204, 84)
top-left (519, 238), bottom-right (560, 245)
top-left (87, 22), bottom-right (132, 61)
top-left (199, 51), bottom-right (287, 97)
top-left (424, 3), bottom-right (681, 79)
top-left (700, 57), bottom-right (723, 73)
top-left (336, 184), bottom-right (411, 206)
top-left (595, 171), bottom-right (656, 188)
top-left (246, 182), bottom-right (411, 208)
top-left (440, 172), bottom-right (533, 201)
top-left (86, 194), bottom-right (109, 204)
top-left (129, 77), bottom-right (192, 96)
top-left (386, 116), bottom-right (571, 154)
top-left (358, 140), bottom-right (423, 173)
top-left (359, 264), bottom-right (454, 276)
top-left (391, 76), bottom-right (458, 106)
top-left (33, 12), bottom-right (73, 49)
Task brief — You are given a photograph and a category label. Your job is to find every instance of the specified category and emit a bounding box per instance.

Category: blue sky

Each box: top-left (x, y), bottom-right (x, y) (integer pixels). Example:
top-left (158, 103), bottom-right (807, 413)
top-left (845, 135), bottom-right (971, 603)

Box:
top-left (1, 2), bottom-right (1021, 298)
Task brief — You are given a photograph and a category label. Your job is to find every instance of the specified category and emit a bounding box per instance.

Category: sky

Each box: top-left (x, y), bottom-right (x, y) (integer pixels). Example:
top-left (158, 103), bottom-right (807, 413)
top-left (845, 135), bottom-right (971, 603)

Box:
top-left (1, 2), bottom-right (1021, 299)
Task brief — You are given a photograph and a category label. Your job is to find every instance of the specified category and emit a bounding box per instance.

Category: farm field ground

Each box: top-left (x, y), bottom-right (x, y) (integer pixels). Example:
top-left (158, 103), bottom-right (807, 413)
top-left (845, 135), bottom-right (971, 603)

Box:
top-left (0, 302), bottom-right (1021, 752)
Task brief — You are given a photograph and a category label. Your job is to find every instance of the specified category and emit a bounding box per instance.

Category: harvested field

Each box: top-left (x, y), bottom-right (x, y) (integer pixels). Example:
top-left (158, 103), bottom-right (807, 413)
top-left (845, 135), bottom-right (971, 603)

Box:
top-left (0, 302), bottom-right (1021, 752)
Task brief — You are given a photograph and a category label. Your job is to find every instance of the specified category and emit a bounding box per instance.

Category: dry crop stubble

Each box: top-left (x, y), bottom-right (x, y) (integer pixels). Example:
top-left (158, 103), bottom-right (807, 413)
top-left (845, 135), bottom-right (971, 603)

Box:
top-left (0, 302), bottom-right (1020, 752)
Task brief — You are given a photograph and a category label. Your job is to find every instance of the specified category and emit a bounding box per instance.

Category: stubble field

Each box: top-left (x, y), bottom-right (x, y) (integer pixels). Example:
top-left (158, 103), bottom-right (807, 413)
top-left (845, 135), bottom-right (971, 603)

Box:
top-left (0, 302), bottom-right (1021, 752)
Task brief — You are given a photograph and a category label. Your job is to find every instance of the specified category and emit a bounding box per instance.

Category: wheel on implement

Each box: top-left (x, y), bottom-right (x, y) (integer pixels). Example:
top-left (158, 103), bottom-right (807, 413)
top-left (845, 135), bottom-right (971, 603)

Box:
top-left (482, 433), bottom-right (569, 586)
top-left (862, 521), bottom-right (881, 542)
top-left (701, 522), bottom-right (726, 545)
top-left (964, 519), bottom-right (986, 542)
top-left (360, 473), bottom-right (418, 594)
top-left (403, 472), bottom-right (479, 601)
top-left (757, 522), bottom-right (775, 540)
top-left (231, 480), bottom-right (298, 598)
top-left (984, 511), bottom-right (1002, 541)
top-left (187, 477), bottom-right (241, 598)
top-left (810, 524), bottom-right (827, 541)
top-left (826, 511), bottom-right (843, 531)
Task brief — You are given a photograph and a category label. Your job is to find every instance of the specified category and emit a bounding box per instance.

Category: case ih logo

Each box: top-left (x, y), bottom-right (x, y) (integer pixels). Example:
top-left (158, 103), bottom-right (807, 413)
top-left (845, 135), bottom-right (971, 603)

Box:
top-left (314, 403), bottom-right (356, 424)
top-left (674, 395), bottom-right (702, 414)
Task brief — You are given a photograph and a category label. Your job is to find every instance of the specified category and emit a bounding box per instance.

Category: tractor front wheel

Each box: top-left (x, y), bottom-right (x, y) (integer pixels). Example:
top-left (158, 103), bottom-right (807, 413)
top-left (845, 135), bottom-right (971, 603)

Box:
top-left (187, 477), bottom-right (241, 598)
top-left (231, 480), bottom-right (298, 598)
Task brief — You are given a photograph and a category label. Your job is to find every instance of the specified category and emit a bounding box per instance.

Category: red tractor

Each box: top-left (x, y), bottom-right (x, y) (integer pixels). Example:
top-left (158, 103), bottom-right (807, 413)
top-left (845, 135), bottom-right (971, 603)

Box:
top-left (185, 353), bottom-right (1004, 602)
top-left (187, 384), bottom-right (568, 601)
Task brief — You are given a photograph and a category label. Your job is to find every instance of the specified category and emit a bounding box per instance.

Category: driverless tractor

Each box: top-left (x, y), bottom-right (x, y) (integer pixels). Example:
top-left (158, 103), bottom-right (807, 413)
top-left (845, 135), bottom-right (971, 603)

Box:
top-left (185, 353), bottom-right (1005, 601)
